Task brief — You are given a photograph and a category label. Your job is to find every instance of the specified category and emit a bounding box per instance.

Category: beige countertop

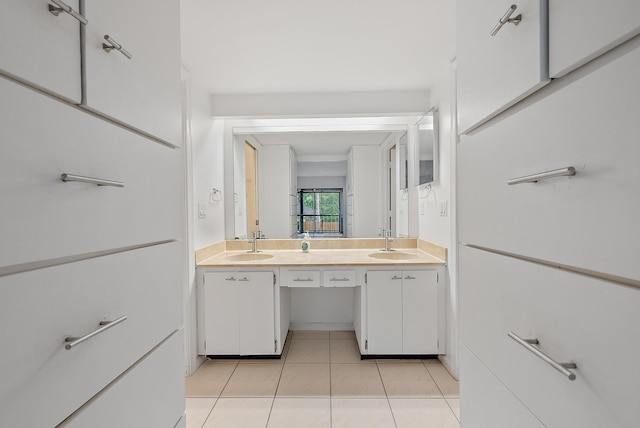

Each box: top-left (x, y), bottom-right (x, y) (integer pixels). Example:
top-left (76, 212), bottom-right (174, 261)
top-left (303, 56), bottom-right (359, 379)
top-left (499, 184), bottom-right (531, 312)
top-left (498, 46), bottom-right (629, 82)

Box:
top-left (196, 238), bottom-right (446, 268)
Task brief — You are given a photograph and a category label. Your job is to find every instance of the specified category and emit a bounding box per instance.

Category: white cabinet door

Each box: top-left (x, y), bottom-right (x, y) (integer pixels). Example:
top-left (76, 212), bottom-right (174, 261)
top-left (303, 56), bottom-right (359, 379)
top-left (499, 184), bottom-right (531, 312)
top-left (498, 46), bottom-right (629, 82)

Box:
top-left (0, 0), bottom-right (81, 102)
top-left (0, 242), bottom-right (182, 428)
top-left (60, 331), bottom-right (185, 428)
top-left (366, 271), bottom-right (403, 354)
top-left (0, 78), bottom-right (183, 270)
top-left (83, 0), bottom-right (181, 146)
top-left (457, 0), bottom-right (549, 133)
top-left (238, 272), bottom-right (276, 355)
top-left (402, 271), bottom-right (439, 354)
top-left (458, 43), bottom-right (640, 282)
top-left (202, 271), bottom-right (276, 356)
top-left (460, 344), bottom-right (545, 428)
top-left (459, 245), bottom-right (640, 428)
top-left (203, 272), bottom-right (240, 355)
top-left (549, 0), bottom-right (640, 77)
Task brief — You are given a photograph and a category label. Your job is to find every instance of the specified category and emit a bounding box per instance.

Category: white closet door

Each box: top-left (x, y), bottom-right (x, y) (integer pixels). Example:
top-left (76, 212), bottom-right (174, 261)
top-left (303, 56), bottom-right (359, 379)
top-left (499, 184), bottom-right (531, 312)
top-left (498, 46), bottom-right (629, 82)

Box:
top-left (549, 0), bottom-right (640, 77)
top-left (0, 1), bottom-right (81, 102)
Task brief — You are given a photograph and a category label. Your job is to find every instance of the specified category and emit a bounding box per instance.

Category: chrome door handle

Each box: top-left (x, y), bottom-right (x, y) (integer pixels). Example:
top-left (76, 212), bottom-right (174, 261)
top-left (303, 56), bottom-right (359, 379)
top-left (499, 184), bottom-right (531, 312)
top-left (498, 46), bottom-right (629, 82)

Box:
top-left (507, 167), bottom-right (576, 185)
top-left (490, 4), bottom-right (522, 36)
top-left (508, 331), bottom-right (577, 380)
top-left (61, 173), bottom-right (125, 187)
top-left (48, 0), bottom-right (88, 25)
top-left (103, 35), bottom-right (133, 59)
top-left (293, 278), bottom-right (314, 282)
top-left (330, 278), bottom-right (350, 282)
top-left (65, 315), bottom-right (127, 350)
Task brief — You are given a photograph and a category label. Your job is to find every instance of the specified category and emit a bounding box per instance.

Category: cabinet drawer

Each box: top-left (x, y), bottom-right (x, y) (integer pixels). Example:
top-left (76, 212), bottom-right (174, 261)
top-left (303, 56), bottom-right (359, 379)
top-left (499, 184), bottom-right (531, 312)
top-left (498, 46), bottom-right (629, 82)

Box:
top-left (459, 246), bottom-right (640, 428)
top-left (460, 344), bottom-right (544, 428)
top-left (60, 330), bottom-right (185, 428)
top-left (284, 269), bottom-right (321, 287)
top-left (549, 0), bottom-right (640, 77)
top-left (0, 78), bottom-right (182, 270)
top-left (457, 0), bottom-right (549, 133)
top-left (458, 42), bottom-right (640, 281)
top-left (83, 0), bottom-right (181, 146)
top-left (0, 242), bottom-right (183, 428)
top-left (0, 0), bottom-right (81, 102)
top-left (322, 270), bottom-right (356, 287)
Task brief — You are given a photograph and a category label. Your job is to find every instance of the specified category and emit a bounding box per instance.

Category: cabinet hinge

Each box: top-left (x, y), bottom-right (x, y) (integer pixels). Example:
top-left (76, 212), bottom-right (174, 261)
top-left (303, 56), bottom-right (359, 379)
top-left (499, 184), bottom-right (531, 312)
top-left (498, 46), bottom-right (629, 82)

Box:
top-left (273, 273), bottom-right (276, 285)
top-left (274, 339), bottom-right (277, 353)
top-left (365, 273), bottom-right (367, 284)
top-left (365, 340), bottom-right (368, 350)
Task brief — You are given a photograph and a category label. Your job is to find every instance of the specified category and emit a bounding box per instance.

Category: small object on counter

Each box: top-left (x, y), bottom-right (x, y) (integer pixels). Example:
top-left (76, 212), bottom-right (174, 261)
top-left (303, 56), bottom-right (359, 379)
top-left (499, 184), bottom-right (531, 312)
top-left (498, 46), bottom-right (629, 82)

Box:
top-left (301, 232), bottom-right (310, 252)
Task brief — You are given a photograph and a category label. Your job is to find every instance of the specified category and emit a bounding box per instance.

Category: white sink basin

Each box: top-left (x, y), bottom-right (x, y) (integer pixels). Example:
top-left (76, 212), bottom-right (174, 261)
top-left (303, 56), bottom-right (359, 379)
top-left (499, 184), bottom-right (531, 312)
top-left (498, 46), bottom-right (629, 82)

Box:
top-left (368, 251), bottom-right (419, 261)
top-left (226, 253), bottom-right (274, 261)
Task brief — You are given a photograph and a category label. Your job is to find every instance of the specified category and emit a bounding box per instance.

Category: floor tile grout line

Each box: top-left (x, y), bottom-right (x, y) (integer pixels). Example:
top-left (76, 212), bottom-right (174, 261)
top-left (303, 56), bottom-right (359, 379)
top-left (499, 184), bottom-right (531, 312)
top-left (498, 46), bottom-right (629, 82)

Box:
top-left (375, 361), bottom-right (399, 428)
top-left (422, 360), bottom-right (446, 399)
top-left (444, 397), bottom-right (461, 423)
top-left (329, 338), bottom-right (333, 428)
top-left (198, 360), bottom-right (239, 428)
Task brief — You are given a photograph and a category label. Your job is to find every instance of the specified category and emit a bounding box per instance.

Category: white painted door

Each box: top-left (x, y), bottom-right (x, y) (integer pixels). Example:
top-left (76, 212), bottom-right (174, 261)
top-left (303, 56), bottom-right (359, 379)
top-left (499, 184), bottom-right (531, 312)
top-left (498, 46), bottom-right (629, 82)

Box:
top-left (366, 271), bottom-right (403, 354)
top-left (457, 0), bottom-right (549, 133)
top-left (203, 272), bottom-right (240, 355)
top-left (402, 270), bottom-right (439, 354)
top-left (549, 0), bottom-right (640, 77)
top-left (83, 0), bottom-right (181, 146)
top-left (0, 0), bottom-right (82, 102)
top-left (238, 272), bottom-right (276, 355)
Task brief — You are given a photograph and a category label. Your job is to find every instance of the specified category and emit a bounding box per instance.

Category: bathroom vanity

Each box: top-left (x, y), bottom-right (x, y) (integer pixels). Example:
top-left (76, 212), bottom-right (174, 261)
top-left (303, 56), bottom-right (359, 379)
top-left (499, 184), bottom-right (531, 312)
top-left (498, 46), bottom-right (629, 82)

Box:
top-left (196, 239), bottom-right (446, 359)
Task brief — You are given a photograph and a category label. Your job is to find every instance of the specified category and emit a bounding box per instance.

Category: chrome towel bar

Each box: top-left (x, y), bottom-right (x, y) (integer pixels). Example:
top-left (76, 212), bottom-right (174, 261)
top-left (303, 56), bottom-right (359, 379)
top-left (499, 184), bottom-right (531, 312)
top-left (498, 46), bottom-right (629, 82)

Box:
top-left (490, 4), bottom-right (522, 36)
top-left (507, 166), bottom-right (576, 185)
top-left (48, 0), bottom-right (88, 25)
top-left (65, 316), bottom-right (127, 350)
top-left (103, 35), bottom-right (133, 59)
top-left (508, 331), bottom-right (577, 380)
top-left (61, 173), bottom-right (125, 187)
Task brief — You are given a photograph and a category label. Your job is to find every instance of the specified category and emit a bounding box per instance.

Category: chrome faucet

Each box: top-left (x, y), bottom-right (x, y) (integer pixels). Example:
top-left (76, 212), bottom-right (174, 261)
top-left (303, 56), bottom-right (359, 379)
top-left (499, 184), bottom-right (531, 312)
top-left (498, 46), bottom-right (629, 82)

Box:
top-left (247, 231), bottom-right (262, 253)
top-left (381, 229), bottom-right (394, 252)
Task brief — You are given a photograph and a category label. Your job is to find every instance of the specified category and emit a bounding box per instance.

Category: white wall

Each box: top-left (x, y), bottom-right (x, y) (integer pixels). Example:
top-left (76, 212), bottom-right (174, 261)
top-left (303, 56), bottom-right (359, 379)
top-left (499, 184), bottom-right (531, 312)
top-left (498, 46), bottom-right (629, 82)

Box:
top-left (211, 90), bottom-right (429, 117)
top-left (417, 62), bottom-right (459, 377)
top-left (183, 76), bottom-right (226, 374)
top-left (297, 176), bottom-right (346, 190)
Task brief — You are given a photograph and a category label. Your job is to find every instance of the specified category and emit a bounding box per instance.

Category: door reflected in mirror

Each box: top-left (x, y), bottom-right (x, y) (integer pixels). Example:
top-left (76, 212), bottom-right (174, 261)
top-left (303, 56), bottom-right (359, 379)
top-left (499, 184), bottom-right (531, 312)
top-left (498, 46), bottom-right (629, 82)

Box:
top-left (417, 109), bottom-right (438, 185)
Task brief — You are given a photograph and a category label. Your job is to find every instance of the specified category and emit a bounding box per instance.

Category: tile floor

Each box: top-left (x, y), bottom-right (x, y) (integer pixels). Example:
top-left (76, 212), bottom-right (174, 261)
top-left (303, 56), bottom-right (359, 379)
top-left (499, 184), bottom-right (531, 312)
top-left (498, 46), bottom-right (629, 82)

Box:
top-left (185, 331), bottom-right (460, 428)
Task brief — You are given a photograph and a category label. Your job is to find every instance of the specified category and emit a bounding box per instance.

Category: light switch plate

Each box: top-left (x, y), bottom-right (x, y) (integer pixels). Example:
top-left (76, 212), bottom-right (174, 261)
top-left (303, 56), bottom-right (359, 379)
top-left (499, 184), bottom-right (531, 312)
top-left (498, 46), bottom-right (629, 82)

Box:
top-left (439, 200), bottom-right (448, 217)
top-left (198, 203), bottom-right (207, 218)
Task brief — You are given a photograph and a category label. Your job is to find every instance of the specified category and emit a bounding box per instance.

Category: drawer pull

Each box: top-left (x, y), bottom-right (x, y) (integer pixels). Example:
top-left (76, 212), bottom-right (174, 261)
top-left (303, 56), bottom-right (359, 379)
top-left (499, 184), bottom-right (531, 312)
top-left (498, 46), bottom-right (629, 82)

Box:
top-left (404, 275), bottom-right (416, 280)
top-left (330, 278), bottom-right (350, 282)
top-left (293, 278), bottom-right (314, 282)
top-left (507, 166), bottom-right (576, 185)
top-left (392, 275), bottom-right (402, 280)
top-left (237, 277), bottom-right (249, 282)
top-left (103, 35), bottom-right (133, 59)
top-left (508, 332), bottom-right (577, 381)
top-left (65, 315), bottom-right (127, 350)
top-left (48, 0), bottom-right (88, 25)
top-left (61, 173), bottom-right (125, 187)
top-left (225, 277), bottom-right (236, 281)
top-left (490, 4), bottom-right (522, 36)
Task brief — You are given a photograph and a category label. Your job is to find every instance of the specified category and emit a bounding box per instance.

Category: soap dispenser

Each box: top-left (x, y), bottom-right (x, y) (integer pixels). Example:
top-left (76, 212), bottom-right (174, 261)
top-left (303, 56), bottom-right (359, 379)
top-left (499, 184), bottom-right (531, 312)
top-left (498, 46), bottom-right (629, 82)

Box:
top-left (301, 232), bottom-right (310, 253)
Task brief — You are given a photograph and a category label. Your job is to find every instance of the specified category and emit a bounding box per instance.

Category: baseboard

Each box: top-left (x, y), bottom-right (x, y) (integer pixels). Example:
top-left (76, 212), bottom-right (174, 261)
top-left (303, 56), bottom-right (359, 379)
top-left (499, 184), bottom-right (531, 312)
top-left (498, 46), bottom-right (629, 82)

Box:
top-left (289, 322), bottom-right (354, 331)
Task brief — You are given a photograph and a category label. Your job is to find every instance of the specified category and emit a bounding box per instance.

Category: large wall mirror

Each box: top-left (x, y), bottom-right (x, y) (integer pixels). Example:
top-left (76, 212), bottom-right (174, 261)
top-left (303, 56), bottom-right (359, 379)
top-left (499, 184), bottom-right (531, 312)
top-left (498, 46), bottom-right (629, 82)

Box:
top-left (417, 108), bottom-right (438, 185)
top-left (226, 117), bottom-right (422, 240)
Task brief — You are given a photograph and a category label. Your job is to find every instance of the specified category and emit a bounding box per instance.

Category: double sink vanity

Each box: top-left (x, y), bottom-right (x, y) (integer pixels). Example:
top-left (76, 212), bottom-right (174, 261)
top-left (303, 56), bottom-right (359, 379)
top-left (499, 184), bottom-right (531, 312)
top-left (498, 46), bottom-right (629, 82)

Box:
top-left (196, 238), bottom-right (447, 359)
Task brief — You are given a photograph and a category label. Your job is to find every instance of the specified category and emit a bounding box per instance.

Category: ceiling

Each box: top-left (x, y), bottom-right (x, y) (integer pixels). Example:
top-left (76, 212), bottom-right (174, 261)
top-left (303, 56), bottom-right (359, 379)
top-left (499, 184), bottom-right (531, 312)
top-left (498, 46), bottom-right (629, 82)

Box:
top-left (180, 0), bottom-right (456, 95)
top-left (251, 131), bottom-right (393, 158)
